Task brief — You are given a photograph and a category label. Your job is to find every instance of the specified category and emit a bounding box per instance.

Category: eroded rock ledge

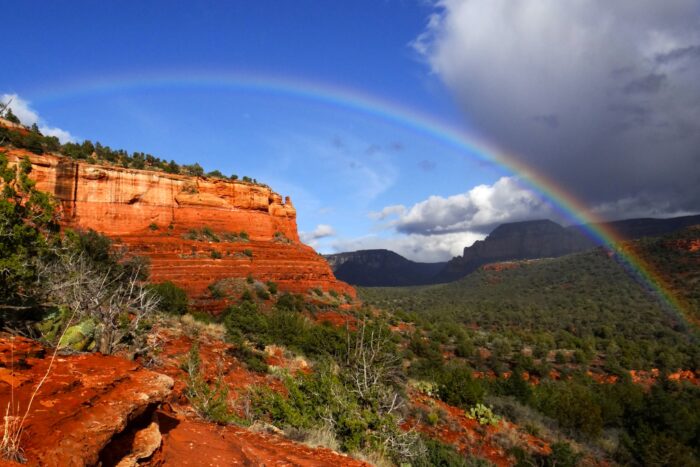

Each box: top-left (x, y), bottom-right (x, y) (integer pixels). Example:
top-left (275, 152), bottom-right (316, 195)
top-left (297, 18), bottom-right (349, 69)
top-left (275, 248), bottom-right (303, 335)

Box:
top-left (2, 149), bottom-right (354, 307)
top-left (0, 336), bottom-right (173, 466)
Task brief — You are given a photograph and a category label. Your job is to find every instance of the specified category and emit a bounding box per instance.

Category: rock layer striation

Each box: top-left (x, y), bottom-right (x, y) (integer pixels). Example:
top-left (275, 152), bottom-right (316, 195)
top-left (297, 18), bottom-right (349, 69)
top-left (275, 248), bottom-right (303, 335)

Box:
top-left (3, 149), bottom-right (354, 307)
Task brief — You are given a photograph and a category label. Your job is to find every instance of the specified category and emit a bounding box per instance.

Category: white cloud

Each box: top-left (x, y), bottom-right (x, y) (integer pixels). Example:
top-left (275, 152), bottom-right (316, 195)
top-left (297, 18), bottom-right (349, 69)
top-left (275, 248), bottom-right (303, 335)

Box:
top-left (413, 0), bottom-right (700, 219)
top-left (332, 231), bottom-right (485, 263)
top-left (368, 204), bottom-right (406, 221)
top-left (2, 93), bottom-right (75, 143)
top-left (39, 126), bottom-right (74, 143)
top-left (301, 224), bottom-right (336, 247)
top-left (386, 176), bottom-right (556, 235)
top-left (335, 176), bottom-right (557, 262)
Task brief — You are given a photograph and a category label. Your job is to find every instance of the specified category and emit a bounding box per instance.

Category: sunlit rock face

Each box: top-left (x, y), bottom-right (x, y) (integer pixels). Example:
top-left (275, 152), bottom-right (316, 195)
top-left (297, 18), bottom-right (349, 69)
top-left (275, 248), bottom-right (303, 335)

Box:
top-left (3, 148), bottom-right (354, 309)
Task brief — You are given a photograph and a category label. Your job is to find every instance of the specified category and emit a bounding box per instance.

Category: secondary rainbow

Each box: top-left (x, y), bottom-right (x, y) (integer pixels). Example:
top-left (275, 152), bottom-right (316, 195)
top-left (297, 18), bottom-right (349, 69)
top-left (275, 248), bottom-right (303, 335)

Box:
top-left (29, 70), bottom-right (690, 321)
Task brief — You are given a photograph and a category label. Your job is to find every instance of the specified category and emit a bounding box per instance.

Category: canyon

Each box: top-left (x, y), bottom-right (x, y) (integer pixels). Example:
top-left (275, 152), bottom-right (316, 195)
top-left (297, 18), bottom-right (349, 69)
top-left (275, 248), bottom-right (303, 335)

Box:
top-left (2, 148), bottom-right (354, 310)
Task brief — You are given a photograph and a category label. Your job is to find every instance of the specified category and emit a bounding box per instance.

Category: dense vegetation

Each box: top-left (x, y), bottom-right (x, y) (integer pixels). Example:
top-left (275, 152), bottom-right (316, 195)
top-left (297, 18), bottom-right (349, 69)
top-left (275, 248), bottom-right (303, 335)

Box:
top-left (362, 248), bottom-right (699, 372)
top-left (360, 238), bottom-right (700, 465)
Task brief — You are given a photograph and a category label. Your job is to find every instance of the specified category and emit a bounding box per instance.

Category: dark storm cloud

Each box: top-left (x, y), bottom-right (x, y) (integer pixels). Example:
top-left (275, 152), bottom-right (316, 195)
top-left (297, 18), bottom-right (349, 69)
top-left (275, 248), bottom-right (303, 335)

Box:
top-left (413, 0), bottom-right (700, 221)
top-left (532, 114), bottom-right (560, 129)
top-left (655, 45), bottom-right (700, 64)
top-left (623, 73), bottom-right (666, 95)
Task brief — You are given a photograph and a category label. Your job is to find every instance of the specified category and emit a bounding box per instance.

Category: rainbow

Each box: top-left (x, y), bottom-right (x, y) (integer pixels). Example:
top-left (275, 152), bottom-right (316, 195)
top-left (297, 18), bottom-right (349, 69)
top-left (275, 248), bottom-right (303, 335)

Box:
top-left (28, 70), bottom-right (692, 323)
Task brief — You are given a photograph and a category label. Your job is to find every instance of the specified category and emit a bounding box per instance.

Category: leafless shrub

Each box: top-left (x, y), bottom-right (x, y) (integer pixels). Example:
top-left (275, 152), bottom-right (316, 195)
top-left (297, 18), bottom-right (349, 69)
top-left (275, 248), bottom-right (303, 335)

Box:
top-left (37, 251), bottom-right (159, 355)
top-left (345, 319), bottom-right (405, 415)
top-left (343, 320), bottom-right (425, 462)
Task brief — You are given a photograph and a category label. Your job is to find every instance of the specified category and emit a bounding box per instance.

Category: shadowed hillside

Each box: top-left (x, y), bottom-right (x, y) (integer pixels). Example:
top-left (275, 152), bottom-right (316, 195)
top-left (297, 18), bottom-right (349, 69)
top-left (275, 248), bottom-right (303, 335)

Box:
top-left (325, 249), bottom-right (446, 286)
top-left (330, 216), bottom-right (700, 287)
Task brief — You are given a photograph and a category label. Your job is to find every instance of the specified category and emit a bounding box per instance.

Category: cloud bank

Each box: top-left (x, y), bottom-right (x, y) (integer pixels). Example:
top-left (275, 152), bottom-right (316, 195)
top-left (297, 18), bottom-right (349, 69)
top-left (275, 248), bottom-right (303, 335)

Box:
top-left (350, 176), bottom-right (556, 261)
top-left (413, 0), bottom-right (700, 219)
top-left (332, 231), bottom-right (484, 263)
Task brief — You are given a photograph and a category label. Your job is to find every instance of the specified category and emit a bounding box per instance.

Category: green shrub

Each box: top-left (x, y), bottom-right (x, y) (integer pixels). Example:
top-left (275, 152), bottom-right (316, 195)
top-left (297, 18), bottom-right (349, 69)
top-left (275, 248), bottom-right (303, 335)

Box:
top-left (208, 283), bottom-right (225, 299)
top-left (548, 442), bottom-right (581, 467)
top-left (224, 300), bottom-right (268, 339)
top-left (418, 438), bottom-right (469, 467)
top-left (256, 287), bottom-right (271, 300)
top-left (243, 248), bottom-right (253, 258)
top-left (275, 293), bottom-right (304, 312)
top-left (251, 358), bottom-right (420, 462)
top-left (466, 403), bottom-right (501, 426)
top-left (266, 281), bottom-right (278, 295)
top-left (184, 342), bottom-right (237, 424)
top-left (202, 226), bottom-right (220, 242)
top-left (210, 250), bottom-right (222, 259)
top-left (150, 281), bottom-right (189, 315)
top-left (228, 339), bottom-right (269, 373)
top-left (148, 222), bottom-right (159, 231)
top-left (532, 379), bottom-right (603, 438)
top-left (435, 363), bottom-right (485, 408)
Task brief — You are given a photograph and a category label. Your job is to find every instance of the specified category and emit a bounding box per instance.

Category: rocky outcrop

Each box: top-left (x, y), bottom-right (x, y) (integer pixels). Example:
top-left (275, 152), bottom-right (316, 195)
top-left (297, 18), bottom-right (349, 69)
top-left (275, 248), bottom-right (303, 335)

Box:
top-left (2, 148), bottom-right (354, 307)
top-left (0, 336), bottom-right (173, 466)
top-left (437, 220), bottom-right (595, 282)
top-left (4, 149), bottom-right (298, 240)
top-left (325, 249), bottom-right (446, 286)
top-left (157, 417), bottom-right (370, 466)
top-left (438, 217), bottom-right (700, 283)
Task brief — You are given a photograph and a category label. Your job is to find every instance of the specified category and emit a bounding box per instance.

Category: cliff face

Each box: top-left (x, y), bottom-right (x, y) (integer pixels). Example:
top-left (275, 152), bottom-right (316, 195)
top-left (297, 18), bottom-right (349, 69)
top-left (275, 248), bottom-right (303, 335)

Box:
top-left (325, 249), bottom-right (446, 287)
top-left (437, 220), bottom-right (595, 282)
top-left (4, 148), bottom-right (354, 307)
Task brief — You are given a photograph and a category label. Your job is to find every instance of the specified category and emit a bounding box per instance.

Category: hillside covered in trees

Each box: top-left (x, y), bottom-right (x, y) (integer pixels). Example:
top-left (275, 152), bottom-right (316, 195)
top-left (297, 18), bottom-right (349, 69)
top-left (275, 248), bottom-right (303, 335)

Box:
top-left (360, 229), bottom-right (700, 465)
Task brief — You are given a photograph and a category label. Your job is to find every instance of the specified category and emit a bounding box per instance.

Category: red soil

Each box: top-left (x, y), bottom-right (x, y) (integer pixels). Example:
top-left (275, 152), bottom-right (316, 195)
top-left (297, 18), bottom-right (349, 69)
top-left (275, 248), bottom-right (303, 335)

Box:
top-left (0, 336), bottom-right (173, 466)
top-left (157, 415), bottom-right (368, 466)
top-left (405, 391), bottom-right (550, 466)
top-left (312, 310), bottom-right (357, 329)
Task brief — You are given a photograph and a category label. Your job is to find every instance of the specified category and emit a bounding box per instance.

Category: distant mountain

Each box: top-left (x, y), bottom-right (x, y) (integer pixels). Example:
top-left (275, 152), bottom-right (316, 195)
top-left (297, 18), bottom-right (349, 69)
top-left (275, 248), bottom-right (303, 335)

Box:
top-left (436, 219), bottom-right (594, 282)
top-left (581, 214), bottom-right (700, 240)
top-left (360, 223), bottom-right (700, 338)
top-left (324, 249), bottom-right (446, 287)
top-left (328, 214), bottom-right (700, 287)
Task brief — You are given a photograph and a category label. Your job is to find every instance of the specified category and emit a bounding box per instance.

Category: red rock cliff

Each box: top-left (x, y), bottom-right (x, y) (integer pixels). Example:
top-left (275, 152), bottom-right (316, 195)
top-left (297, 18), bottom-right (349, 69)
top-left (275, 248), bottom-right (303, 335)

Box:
top-left (2, 148), bottom-right (354, 308)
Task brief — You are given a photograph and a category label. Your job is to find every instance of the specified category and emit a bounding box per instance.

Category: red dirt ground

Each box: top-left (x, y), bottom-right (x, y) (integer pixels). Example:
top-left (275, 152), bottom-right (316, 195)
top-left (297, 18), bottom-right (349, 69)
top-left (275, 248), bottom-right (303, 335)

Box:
top-left (404, 391), bottom-right (551, 466)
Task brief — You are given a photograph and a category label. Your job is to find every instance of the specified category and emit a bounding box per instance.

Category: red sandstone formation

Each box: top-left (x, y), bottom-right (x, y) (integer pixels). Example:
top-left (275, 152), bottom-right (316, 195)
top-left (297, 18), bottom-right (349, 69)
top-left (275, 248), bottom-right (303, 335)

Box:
top-left (0, 335), bottom-right (372, 466)
top-left (2, 148), bottom-right (354, 309)
top-left (0, 336), bottom-right (174, 466)
top-left (156, 417), bottom-right (369, 466)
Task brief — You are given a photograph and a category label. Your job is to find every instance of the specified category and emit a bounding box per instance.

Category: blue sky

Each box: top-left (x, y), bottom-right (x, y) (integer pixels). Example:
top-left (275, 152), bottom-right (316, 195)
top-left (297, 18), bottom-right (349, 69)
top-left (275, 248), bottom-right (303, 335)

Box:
top-left (3, 1), bottom-right (698, 261)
